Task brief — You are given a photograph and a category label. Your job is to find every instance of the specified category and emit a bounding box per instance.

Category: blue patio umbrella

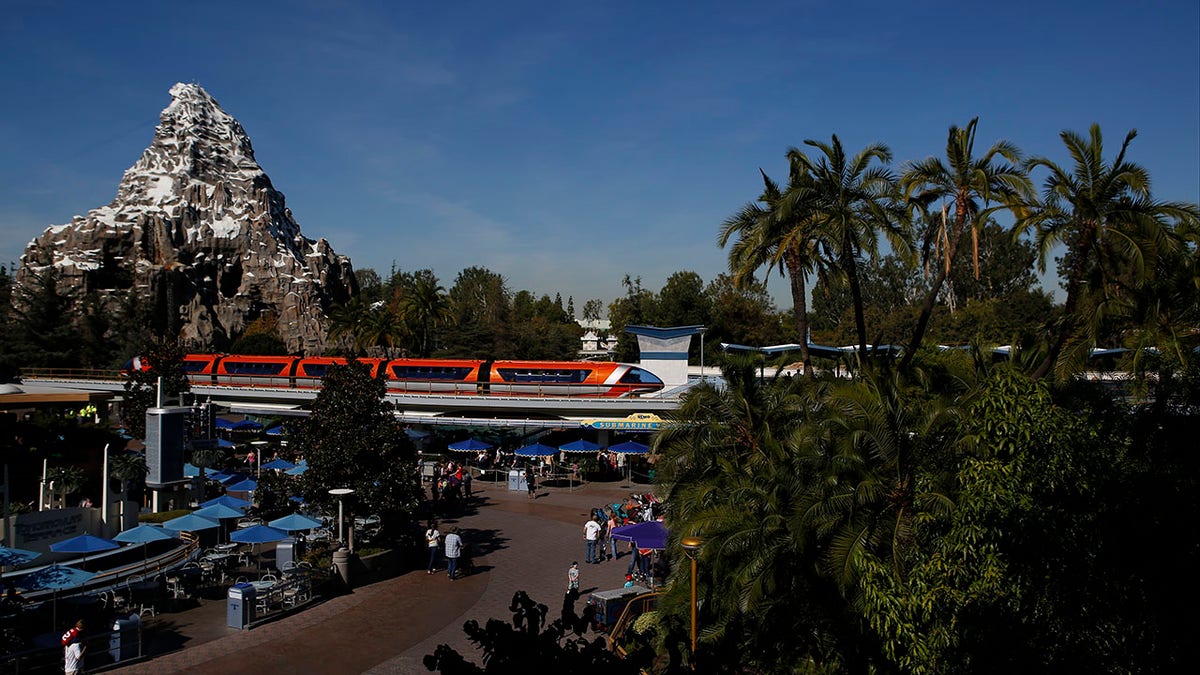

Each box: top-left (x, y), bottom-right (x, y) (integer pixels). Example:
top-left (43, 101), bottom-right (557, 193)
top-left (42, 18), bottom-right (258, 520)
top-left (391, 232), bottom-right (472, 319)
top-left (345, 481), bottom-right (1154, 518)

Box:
top-left (608, 440), bottom-right (650, 454)
top-left (559, 439), bottom-right (601, 453)
top-left (200, 494), bottom-right (251, 510)
top-left (265, 425), bottom-right (286, 436)
top-left (114, 524), bottom-right (178, 564)
top-left (610, 520), bottom-right (669, 550)
top-left (113, 524), bottom-right (178, 545)
top-left (261, 458), bottom-right (296, 471)
top-left (219, 473), bottom-right (248, 486)
top-left (209, 470), bottom-right (233, 482)
top-left (194, 504), bottom-right (245, 520)
top-left (405, 428), bottom-right (429, 440)
top-left (230, 524), bottom-right (290, 545)
top-left (162, 513), bottom-right (220, 532)
top-left (215, 418), bottom-right (237, 430)
top-left (16, 564), bottom-right (96, 631)
top-left (183, 463), bottom-right (201, 478)
top-left (514, 442), bottom-right (558, 457)
top-left (268, 514), bottom-right (323, 532)
top-left (285, 463), bottom-right (308, 476)
top-left (0, 544), bottom-right (40, 567)
top-left (226, 478), bottom-right (258, 492)
top-left (232, 419), bottom-right (262, 432)
top-left (448, 438), bottom-right (493, 452)
top-left (217, 438), bottom-right (237, 448)
top-left (50, 533), bottom-right (119, 557)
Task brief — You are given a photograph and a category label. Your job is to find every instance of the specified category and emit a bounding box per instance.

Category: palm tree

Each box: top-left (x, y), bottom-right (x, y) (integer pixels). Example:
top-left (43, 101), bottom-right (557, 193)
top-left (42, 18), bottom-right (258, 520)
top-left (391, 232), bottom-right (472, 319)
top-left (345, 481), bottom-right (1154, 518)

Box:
top-left (327, 296), bottom-right (371, 354)
top-left (1016, 125), bottom-right (1200, 381)
top-left (899, 118), bottom-right (1032, 369)
top-left (46, 466), bottom-right (86, 509)
top-left (109, 451), bottom-right (147, 528)
top-left (654, 356), bottom-right (849, 667)
top-left (807, 368), bottom-right (959, 593)
top-left (719, 167), bottom-right (830, 377)
top-left (785, 135), bottom-right (908, 361)
top-left (398, 272), bottom-right (452, 357)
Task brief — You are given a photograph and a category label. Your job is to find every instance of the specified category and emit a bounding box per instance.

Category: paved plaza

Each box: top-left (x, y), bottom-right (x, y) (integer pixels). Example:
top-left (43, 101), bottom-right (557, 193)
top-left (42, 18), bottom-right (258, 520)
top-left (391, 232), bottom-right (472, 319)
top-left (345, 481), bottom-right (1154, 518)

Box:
top-left (104, 476), bottom-right (651, 674)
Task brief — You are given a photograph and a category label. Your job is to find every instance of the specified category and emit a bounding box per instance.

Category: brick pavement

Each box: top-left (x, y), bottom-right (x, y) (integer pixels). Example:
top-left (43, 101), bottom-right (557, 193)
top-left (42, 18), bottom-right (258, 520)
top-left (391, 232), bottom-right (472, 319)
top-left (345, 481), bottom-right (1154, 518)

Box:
top-left (104, 477), bottom-right (648, 674)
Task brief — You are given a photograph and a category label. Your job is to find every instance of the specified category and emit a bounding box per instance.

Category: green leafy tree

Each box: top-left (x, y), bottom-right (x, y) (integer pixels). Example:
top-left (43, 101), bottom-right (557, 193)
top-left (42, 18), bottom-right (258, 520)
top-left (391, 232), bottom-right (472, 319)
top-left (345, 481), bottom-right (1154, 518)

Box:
top-left (899, 118), bottom-right (1032, 368)
top-left (295, 359), bottom-right (421, 542)
top-left (787, 135), bottom-right (908, 361)
top-left (46, 465), bottom-right (86, 508)
top-left (608, 276), bottom-right (656, 363)
top-left (10, 266), bottom-right (78, 368)
top-left (399, 270), bottom-right (453, 357)
top-left (109, 451), bottom-right (147, 526)
top-left (720, 167), bottom-right (828, 375)
top-left (121, 337), bottom-right (191, 440)
top-left (704, 273), bottom-right (787, 351)
top-left (1017, 124), bottom-right (1200, 381)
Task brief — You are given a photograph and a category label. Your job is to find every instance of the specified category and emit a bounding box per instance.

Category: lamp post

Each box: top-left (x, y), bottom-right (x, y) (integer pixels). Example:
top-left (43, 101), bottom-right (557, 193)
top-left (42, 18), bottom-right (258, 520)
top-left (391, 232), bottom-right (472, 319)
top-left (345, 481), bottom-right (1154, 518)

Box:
top-left (251, 440), bottom-right (268, 479)
top-left (681, 536), bottom-right (703, 660)
top-left (328, 488), bottom-right (355, 545)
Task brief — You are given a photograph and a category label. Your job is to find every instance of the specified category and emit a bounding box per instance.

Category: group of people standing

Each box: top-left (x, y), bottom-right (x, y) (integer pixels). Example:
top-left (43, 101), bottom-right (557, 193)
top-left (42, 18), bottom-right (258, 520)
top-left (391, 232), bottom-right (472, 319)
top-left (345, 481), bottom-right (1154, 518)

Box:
top-left (429, 460), bottom-right (473, 513)
top-left (424, 520), bottom-right (468, 580)
top-left (583, 507), bottom-right (620, 564)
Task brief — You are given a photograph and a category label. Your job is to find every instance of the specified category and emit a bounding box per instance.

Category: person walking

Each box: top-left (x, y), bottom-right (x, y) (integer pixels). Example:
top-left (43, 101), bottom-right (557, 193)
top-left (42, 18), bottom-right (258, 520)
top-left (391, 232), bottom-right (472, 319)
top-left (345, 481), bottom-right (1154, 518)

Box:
top-left (584, 516), bottom-right (601, 564)
top-left (566, 561), bottom-right (580, 601)
top-left (425, 520), bottom-right (441, 574)
top-left (525, 468), bottom-right (536, 500)
top-left (444, 527), bottom-right (463, 580)
top-left (606, 508), bottom-right (619, 560)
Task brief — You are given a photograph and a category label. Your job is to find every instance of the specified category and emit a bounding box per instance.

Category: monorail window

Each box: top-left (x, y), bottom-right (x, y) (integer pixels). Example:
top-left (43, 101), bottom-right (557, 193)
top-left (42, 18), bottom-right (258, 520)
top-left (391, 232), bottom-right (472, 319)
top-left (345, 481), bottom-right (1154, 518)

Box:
top-left (618, 368), bottom-right (663, 385)
top-left (388, 366), bottom-right (472, 381)
top-left (302, 364), bottom-right (330, 378)
top-left (183, 360), bottom-right (209, 373)
top-left (495, 368), bottom-right (590, 383)
top-left (224, 361), bottom-right (288, 375)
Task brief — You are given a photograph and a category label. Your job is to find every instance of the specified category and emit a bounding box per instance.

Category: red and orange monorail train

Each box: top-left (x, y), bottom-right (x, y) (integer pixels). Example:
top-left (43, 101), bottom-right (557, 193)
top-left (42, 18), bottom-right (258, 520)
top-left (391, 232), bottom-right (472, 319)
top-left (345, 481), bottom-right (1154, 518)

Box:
top-left (127, 354), bottom-right (665, 398)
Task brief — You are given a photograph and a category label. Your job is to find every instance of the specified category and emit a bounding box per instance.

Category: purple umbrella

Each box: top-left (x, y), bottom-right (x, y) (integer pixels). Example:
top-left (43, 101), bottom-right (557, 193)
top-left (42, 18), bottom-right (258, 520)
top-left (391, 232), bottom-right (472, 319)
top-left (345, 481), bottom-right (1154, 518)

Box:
top-left (610, 520), bottom-right (668, 550)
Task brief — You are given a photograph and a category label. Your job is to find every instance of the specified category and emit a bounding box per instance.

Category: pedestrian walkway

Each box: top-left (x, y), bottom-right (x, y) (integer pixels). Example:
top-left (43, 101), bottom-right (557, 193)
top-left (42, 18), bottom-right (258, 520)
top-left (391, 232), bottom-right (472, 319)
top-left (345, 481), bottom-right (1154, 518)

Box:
top-left (105, 478), bottom-right (649, 674)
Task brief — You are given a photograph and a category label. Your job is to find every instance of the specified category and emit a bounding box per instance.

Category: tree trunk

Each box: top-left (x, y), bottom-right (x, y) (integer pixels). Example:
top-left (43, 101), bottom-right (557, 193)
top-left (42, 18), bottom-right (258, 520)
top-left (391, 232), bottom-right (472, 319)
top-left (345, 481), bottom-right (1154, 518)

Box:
top-left (843, 238), bottom-right (869, 362)
top-left (901, 204), bottom-right (968, 370)
top-left (784, 251), bottom-right (814, 377)
top-left (1032, 226), bottom-right (1094, 381)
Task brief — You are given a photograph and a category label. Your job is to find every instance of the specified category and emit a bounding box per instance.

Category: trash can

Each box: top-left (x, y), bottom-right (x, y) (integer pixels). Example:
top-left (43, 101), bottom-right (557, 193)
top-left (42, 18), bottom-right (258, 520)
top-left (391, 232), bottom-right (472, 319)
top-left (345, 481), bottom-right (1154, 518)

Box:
top-left (276, 538), bottom-right (297, 571)
top-left (108, 613), bottom-right (141, 662)
top-left (587, 585), bottom-right (651, 631)
top-left (227, 582), bottom-right (257, 629)
top-left (332, 546), bottom-right (352, 589)
top-left (507, 469), bottom-right (526, 492)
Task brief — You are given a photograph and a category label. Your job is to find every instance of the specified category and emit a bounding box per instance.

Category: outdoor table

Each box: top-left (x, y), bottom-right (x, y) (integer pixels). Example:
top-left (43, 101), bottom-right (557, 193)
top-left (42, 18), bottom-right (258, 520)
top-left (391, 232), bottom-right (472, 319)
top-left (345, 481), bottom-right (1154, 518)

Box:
top-left (214, 542), bottom-right (238, 552)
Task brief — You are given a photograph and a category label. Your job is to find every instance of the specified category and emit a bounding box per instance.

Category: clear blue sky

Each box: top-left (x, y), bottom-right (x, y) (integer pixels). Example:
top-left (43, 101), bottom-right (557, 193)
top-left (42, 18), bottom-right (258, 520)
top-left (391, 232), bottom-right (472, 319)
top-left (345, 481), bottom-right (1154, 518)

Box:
top-left (2, 1), bottom-right (1197, 311)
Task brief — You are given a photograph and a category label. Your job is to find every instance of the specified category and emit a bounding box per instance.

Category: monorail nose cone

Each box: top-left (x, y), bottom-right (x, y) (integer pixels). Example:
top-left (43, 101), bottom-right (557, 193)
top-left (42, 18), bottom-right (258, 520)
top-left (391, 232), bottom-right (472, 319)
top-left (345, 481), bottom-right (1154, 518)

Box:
top-left (0, 384), bottom-right (23, 394)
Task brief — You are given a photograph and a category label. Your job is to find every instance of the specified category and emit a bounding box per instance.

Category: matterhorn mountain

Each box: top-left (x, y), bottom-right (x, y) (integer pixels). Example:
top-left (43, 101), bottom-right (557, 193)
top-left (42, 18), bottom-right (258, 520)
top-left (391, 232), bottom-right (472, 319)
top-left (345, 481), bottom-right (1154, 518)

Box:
top-left (17, 82), bottom-right (356, 353)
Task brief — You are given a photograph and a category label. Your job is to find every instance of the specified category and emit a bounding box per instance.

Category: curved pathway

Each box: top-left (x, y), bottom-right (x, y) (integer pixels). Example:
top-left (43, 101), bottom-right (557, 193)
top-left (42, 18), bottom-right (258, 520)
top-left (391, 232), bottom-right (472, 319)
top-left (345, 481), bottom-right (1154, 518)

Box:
top-left (108, 478), bottom-right (641, 674)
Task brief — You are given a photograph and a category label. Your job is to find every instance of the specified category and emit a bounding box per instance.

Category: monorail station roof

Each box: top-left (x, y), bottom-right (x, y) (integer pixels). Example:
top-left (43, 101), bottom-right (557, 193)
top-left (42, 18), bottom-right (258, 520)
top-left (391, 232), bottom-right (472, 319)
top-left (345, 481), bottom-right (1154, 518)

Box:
top-left (0, 382), bottom-right (114, 411)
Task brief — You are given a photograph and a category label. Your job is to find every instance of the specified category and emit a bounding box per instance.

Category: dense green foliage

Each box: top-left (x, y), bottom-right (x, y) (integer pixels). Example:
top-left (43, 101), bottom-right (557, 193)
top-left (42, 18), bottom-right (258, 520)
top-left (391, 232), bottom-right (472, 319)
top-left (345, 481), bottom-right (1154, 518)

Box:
top-left (292, 359), bottom-right (422, 542)
top-left (651, 357), bottom-right (1200, 673)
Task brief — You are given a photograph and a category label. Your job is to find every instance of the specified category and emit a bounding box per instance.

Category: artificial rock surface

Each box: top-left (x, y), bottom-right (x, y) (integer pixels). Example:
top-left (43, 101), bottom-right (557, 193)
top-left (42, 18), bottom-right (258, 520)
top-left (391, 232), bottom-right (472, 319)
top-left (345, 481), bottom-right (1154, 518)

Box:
top-left (18, 83), bottom-right (356, 353)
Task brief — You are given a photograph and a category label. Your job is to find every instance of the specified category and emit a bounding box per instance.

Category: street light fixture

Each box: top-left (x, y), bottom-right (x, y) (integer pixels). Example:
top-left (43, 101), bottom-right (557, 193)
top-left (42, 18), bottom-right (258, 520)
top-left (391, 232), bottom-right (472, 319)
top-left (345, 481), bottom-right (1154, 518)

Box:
top-left (250, 440), bottom-right (268, 479)
top-left (681, 535), bottom-right (703, 659)
top-left (328, 488), bottom-right (355, 545)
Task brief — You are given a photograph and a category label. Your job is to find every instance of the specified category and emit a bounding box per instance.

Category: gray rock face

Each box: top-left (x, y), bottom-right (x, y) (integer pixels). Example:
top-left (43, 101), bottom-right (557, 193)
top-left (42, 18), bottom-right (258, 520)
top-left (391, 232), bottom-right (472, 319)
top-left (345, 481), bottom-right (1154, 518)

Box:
top-left (17, 82), bottom-right (356, 354)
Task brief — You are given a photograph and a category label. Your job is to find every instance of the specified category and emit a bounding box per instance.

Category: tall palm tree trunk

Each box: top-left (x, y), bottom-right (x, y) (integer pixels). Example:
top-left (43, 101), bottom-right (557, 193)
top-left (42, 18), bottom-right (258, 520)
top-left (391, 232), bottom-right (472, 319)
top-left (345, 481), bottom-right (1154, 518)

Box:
top-left (1032, 225), bottom-right (1094, 380)
top-left (901, 206), bottom-right (968, 370)
top-left (843, 238), bottom-right (869, 361)
top-left (785, 252), bottom-right (814, 377)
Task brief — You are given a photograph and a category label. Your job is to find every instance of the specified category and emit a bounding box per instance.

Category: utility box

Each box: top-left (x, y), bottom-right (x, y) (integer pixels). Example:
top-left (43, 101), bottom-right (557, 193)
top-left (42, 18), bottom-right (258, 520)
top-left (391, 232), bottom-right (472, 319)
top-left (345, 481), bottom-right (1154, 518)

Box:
top-left (276, 538), bottom-right (298, 571)
top-left (108, 613), bottom-right (141, 662)
top-left (227, 582), bottom-right (257, 629)
top-left (587, 585), bottom-right (651, 631)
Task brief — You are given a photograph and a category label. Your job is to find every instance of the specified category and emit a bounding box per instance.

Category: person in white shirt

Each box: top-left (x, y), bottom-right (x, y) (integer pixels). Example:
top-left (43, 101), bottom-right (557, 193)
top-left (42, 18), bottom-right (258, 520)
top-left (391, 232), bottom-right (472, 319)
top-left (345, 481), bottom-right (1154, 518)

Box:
top-left (444, 527), bottom-right (463, 580)
top-left (425, 520), bottom-right (441, 574)
top-left (584, 517), bottom-right (602, 563)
